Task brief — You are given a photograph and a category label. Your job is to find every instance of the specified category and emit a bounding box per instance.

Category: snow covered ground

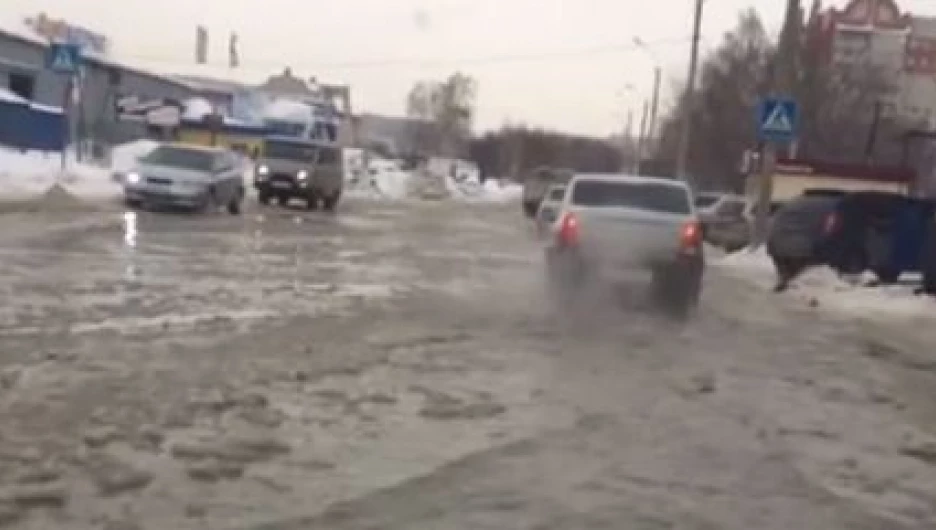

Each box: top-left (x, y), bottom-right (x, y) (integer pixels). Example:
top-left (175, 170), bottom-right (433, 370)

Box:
top-left (346, 158), bottom-right (521, 204)
top-left (716, 247), bottom-right (936, 320)
top-left (1, 144), bottom-right (518, 205)
top-left (0, 149), bottom-right (117, 199)
top-left (0, 140), bottom-right (158, 201)
top-left (453, 178), bottom-right (523, 203)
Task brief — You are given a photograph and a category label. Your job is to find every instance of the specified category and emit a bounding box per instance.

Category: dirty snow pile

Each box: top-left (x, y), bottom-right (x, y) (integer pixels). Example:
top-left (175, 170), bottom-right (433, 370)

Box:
top-left (432, 159), bottom-right (521, 203)
top-left (0, 139), bottom-right (159, 202)
top-left (0, 148), bottom-right (115, 200)
top-left (344, 158), bottom-right (414, 200)
top-left (443, 173), bottom-right (522, 203)
top-left (717, 247), bottom-right (936, 319)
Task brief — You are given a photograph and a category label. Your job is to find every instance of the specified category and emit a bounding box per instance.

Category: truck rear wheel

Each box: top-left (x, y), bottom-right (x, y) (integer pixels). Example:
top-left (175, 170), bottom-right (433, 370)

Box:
top-left (227, 188), bottom-right (243, 215)
top-left (652, 266), bottom-right (701, 320)
top-left (322, 192), bottom-right (340, 212)
top-left (306, 194), bottom-right (319, 211)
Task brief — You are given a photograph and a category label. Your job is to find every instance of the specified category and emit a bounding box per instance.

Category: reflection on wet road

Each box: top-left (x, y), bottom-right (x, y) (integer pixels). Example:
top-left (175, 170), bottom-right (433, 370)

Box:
top-left (0, 199), bottom-right (935, 529)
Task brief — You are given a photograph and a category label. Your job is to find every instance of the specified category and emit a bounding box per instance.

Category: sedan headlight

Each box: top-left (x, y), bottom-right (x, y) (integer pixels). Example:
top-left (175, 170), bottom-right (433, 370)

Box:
top-left (297, 170), bottom-right (308, 181)
top-left (124, 172), bottom-right (141, 185)
top-left (257, 165), bottom-right (269, 178)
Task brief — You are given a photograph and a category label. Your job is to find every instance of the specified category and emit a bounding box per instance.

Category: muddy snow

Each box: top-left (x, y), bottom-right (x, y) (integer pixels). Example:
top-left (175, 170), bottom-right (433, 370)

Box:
top-left (0, 199), bottom-right (935, 529)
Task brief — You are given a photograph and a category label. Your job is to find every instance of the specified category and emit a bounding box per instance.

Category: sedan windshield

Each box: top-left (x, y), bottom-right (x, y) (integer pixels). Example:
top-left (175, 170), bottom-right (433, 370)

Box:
top-left (141, 146), bottom-right (215, 172)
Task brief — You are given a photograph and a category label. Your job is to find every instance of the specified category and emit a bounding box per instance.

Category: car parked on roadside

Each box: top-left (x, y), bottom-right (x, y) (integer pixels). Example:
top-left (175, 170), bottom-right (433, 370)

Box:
top-left (694, 192), bottom-right (731, 216)
top-left (767, 191), bottom-right (936, 292)
top-left (545, 173), bottom-right (704, 317)
top-left (534, 184), bottom-right (567, 237)
top-left (522, 166), bottom-right (573, 218)
top-left (826, 192), bottom-right (936, 283)
top-left (254, 136), bottom-right (344, 211)
top-left (766, 195), bottom-right (840, 292)
top-left (123, 143), bottom-right (245, 214)
top-left (697, 194), bottom-right (750, 252)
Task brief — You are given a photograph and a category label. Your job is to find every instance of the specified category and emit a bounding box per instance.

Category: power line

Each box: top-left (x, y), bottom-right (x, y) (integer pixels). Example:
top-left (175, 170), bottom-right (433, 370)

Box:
top-left (114, 35), bottom-right (699, 73)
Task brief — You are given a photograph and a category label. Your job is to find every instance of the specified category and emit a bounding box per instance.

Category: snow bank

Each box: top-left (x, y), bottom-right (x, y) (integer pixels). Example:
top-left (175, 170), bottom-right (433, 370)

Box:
top-left (443, 174), bottom-right (522, 203)
top-left (264, 100), bottom-right (313, 121)
top-left (346, 160), bottom-right (413, 200)
top-left (0, 148), bottom-right (120, 200)
top-left (371, 169), bottom-right (413, 199)
top-left (717, 247), bottom-right (936, 320)
top-left (182, 97), bottom-right (214, 120)
top-left (424, 157), bottom-right (521, 203)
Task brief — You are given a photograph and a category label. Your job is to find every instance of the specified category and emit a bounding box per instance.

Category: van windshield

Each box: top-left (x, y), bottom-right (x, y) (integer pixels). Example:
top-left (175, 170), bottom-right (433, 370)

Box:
top-left (264, 141), bottom-right (339, 164)
top-left (264, 141), bottom-right (318, 162)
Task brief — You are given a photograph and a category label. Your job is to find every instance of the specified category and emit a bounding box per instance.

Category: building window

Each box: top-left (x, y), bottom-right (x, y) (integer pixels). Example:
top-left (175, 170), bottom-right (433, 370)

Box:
top-left (8, 72), bottom-right (35, 100)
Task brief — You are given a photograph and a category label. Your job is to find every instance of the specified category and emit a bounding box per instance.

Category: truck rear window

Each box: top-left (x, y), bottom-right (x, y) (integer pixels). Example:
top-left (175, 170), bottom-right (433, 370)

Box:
top-left (571, 180), bottom-right (690, 214)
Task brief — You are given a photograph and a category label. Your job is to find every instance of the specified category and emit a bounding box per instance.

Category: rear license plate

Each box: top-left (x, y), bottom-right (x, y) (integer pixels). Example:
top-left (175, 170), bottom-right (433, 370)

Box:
top-left (271, 181), bottom-right (292, 189)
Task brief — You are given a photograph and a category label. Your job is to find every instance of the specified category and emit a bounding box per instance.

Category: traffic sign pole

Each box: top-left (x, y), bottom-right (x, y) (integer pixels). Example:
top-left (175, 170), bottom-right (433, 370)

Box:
top-left (752, 142), bottom-right (775, 248)
top-left (46, 43), bottom-right (82, 178)
top-left (751, 96), bottom-right (798, 248)
top-left (61, 76), bottom-right (71, 175)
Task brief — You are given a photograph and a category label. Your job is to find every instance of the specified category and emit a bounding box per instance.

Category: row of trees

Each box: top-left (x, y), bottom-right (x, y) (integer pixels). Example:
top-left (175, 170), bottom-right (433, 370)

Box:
top-left (655, 2), bottom-right (915, 190)
top-left (402, 1), bottom-right (912, 186)
top-left (404, 73), bottom-right (620, 178)
top-left (469, 127), bottom-right (622, 178)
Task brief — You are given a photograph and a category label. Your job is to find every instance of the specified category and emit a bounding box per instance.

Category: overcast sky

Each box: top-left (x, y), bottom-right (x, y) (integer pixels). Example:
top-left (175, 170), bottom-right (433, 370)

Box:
top-left (4, 0), bottom-right (936, 136)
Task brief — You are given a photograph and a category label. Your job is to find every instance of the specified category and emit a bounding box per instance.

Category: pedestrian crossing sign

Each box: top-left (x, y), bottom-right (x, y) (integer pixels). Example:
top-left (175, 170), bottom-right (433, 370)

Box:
top-left (46, 43), bottom-right (81, 74)
top-left (757, 97), bottom-right (798, 144)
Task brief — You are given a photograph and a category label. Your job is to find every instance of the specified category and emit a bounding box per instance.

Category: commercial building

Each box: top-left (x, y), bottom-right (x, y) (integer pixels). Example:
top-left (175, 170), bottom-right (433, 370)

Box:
top-left (815, 0), bottom-right (936, 126)
top-left (0, 17), bottom-right (197, 149)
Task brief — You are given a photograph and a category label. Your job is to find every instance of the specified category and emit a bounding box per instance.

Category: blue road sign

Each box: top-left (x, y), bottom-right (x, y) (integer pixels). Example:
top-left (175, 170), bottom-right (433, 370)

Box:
top-left (757, 97), bottom-right (798, 144)
top-left (46, 43), bottom-right (81, 74)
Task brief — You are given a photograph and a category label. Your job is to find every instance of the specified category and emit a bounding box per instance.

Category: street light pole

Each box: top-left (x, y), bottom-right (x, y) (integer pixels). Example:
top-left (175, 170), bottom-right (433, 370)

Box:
top-left (649, 66), bottom-right (661, 151)
top-left (675, 0), bottom-right (704, 184)
top-left (633, 38), bottom-right (663, 155)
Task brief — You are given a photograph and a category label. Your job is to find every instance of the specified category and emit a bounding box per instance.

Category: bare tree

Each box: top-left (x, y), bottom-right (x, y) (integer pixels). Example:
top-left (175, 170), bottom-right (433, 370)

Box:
top-left (468, 125), bottom-right (622, 180)
top-left (795, 0), bottom-right (920, 164)
top-left (657, 9), bottom-right (774, 190)
top-left (655, 6), bottom-right (916, 190)
top-left (405, 72), bottom-right (477, 157)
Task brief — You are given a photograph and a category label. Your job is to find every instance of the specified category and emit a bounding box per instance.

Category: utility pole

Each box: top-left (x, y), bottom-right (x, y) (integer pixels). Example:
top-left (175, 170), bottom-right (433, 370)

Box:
top-left (675, 0), bottom-right (704, 184)
top-left (649, 66), bottom-right (661, 152)
top-left (753, 0), bottom-right (800, 247)
top-left (621, 109), bottom-right (634, 172)
top-left (636, 100), bottom-right (649, 173)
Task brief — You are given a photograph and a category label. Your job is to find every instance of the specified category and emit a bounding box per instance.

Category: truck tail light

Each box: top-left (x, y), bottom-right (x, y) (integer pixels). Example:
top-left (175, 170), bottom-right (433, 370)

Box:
top-left (557, 212), bottom-right (579, 247)
top-left (680, 220), bottom-right (703, 252)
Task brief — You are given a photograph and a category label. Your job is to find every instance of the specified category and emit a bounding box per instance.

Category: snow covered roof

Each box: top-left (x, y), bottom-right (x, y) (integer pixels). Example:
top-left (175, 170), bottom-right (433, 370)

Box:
top-left (29, 102), bottom-right (63, 114)
top-left (0, 87), bottom-right (27, 104)
top-left (0, 16), bottom-right (192, 93)
top-left (172, 75), bottom-right (252, 95)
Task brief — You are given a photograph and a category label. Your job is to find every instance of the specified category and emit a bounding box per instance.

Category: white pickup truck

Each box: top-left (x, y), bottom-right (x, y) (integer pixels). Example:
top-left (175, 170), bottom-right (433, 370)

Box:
top-left (544, 173), bottom-right (704, 316)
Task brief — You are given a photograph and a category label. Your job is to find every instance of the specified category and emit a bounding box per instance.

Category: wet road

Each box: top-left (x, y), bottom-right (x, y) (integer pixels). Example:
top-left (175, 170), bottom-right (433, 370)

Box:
top-left (1, 198), bottom-right (936, 529)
